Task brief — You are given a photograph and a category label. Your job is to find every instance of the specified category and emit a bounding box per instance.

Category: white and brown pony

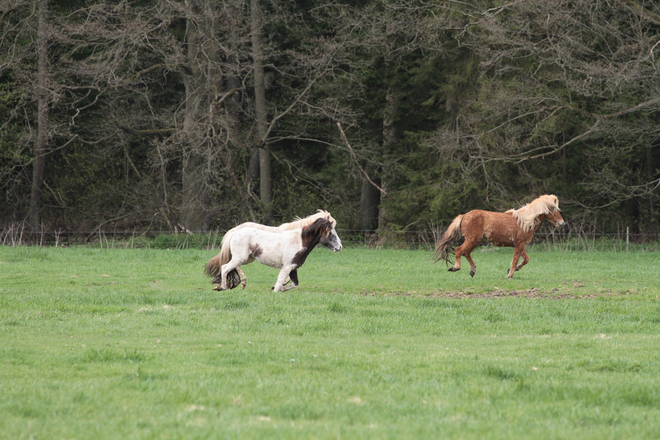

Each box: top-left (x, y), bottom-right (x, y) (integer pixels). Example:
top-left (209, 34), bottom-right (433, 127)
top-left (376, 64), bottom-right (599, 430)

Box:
top-left (205, 218), bottom-right (342, 292)
top-left (435, 195), bottom-right (565, 278)
top-left (208, 210), bottom-right (337, 289)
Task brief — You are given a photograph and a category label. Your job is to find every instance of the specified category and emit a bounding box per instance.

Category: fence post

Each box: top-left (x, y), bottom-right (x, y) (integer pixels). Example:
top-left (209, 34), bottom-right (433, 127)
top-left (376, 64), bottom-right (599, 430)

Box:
top-left (626, 226), bottom-right (629, 252)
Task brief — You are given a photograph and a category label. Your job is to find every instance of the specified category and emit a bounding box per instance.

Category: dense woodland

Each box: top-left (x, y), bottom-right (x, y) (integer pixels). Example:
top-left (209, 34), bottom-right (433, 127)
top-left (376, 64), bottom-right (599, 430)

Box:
top-left (2, 0), bottom-right (660, 240)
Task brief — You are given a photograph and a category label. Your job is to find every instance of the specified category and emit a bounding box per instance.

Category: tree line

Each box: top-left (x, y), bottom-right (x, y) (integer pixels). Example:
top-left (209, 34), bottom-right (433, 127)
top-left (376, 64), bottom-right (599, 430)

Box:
top-left (1, 0), bottom-right (659, 239)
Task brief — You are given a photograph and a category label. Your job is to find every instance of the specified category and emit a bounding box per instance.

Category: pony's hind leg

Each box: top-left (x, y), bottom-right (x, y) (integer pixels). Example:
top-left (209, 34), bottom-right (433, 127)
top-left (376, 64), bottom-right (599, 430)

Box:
top-left (464, 253), bottom-right (477, 277)
top-left (225, 269), bottom-right (242, 289)
top-left (448, 246), bottom-right (463, 272)
top-left (449, 239), bottom-right (479, 275)
top-left (237, 267), bottom-right (247, 289)
top-left (217, 256), bottom-right (249, 291)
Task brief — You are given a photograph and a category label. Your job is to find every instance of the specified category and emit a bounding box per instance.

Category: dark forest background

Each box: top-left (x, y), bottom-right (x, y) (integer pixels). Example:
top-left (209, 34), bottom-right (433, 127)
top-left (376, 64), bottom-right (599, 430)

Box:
top-left (2, 0), bottom-right (660, 240)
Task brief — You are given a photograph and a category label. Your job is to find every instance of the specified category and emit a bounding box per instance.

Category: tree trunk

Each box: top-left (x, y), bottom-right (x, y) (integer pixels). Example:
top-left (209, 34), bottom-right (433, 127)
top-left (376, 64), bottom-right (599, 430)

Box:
top-left (647, 146), bottom-right (657, 236)
top-left (246, 147), bottom-right (260, 197)
top-left (181, 14), bottom-right (209, 232)
top-left (377, 88), bottom-right (396, 228)
top-left (181, 152), bottom-right (209, 231)
top-left (372, 87), bottom-right (397, 230)
top-left (29, 0), bottom-right (48, 232)
top-left (359, 163), bottom-right (381, 232)
top-left (224, 5), bottom-right (256, 223)
top-left (250, 0), bottom-right (272, 225)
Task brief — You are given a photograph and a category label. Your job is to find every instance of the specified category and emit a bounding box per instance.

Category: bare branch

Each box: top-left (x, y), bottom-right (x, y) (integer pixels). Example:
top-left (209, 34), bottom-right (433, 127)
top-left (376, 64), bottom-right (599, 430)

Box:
top-left (616, 0), bottom-right (660, 25)
top-left (336, 122), bottom-right (387, 196)
top-left (597, 96), bottom-right (660, 119)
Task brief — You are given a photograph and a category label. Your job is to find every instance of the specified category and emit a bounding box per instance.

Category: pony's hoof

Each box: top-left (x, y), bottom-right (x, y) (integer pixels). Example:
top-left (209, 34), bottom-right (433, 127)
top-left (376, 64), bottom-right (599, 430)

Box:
top-left (213, 286), bottom-right (225, 291)
top-left (448, 267), bottom-right (459, 272)
top-left (470, 269), bottom-right (476, 278)
top-left (227, 270), bottom-right (241, 290)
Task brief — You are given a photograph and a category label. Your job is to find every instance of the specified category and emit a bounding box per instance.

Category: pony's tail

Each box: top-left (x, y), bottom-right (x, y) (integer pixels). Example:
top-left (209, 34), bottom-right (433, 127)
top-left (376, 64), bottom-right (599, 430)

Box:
top-left (204, 230), bottom-right (235, 281)
top-left (434, 215), bottom-right (463, 265)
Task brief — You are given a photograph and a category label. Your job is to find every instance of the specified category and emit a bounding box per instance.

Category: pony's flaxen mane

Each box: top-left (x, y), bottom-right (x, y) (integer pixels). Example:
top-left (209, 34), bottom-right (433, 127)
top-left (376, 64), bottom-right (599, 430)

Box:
top-left (280, 210), bottom-right (336, 230)
top-left (506, 195), bottom-right (559, 233)
top-left (301, 218), bottom-right (333, 240)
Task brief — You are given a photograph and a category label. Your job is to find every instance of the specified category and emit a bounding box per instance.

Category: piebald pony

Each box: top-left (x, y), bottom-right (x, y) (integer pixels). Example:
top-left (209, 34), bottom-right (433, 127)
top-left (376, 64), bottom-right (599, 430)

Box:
top-left (207, 210), bottom-right (336, 289)
top-left (205, 218), bottom-right (342, 292)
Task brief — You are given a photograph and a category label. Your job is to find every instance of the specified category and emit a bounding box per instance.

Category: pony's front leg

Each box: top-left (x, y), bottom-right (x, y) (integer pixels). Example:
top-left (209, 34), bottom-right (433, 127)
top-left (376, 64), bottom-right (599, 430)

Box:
top-left (507, 245), bottom-right (525, 279)
top-left (273, 268), bottom-right (298, 292)
top-left (514, 249), bottom-right (530, 272)
top-left (279, 272), bottom-right (298, 292)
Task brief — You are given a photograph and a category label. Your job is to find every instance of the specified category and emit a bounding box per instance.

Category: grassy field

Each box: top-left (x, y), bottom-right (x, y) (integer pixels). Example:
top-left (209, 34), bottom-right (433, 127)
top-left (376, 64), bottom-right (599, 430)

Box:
top-left (1, 245), bottom-right (660, 439)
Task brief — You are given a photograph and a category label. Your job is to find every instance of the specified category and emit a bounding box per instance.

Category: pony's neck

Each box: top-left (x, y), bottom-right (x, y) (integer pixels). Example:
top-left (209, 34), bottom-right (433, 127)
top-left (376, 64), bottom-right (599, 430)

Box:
top-left (292, 229), bottom-right (324, 267)
top-left (301, 230), bottom-right (324, 252)
top-left (531, 213), bottom-right (549, 231)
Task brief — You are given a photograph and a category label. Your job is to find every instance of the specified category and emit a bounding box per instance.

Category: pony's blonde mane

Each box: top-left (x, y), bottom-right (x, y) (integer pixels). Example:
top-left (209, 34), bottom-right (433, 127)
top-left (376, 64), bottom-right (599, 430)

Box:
top-left (506, 195), bottom-right (559, 233)
top-left (279, 210), bottom-right (336, 230)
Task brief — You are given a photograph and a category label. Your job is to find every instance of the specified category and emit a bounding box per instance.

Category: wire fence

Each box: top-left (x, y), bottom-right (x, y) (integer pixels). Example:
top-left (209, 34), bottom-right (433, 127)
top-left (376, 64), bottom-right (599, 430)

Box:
top-left (1, 223), bottom-right (659, 252)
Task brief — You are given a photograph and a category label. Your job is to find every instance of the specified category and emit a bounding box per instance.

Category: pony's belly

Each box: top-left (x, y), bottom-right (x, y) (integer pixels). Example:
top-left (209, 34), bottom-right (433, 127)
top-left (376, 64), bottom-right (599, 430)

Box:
top-left (255, 255), bottom-right (284, 269)
top-left (484, 232), bottom-right (517, 247)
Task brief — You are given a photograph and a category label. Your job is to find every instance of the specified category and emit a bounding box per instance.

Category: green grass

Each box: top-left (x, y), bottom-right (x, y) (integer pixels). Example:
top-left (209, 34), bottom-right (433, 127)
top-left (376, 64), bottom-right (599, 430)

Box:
top-left (1, 246), bottom-right (660, 439)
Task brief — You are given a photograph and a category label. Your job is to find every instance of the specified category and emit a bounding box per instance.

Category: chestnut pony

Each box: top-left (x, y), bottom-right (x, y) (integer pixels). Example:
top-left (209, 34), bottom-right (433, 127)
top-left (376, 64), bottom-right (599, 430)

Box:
top-left (435, 195), bottom-right (565, 279)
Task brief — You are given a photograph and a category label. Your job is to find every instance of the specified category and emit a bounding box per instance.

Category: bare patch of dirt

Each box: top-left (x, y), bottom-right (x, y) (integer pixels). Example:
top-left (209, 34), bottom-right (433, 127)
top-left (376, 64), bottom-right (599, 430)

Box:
top-left (388, 287), bottom-right (637, 299)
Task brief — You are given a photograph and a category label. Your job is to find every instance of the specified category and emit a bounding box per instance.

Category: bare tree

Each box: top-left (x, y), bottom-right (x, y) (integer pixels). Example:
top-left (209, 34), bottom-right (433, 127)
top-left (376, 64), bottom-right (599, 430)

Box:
top-left (180, 0), bottom-right (218, 232)
top-left (28, 0), bottom-right (48, 231)
top-left (250, 0), bottom-right (272, 224)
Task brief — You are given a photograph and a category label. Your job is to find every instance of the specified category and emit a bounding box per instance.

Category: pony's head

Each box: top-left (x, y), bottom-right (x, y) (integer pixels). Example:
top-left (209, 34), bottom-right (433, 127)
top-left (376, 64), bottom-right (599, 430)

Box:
top-left (545, 201), bottom-right (565, 227)
top-left (303, 218), bottom-right (342, 252)
top-left (508, 194), bottom-right (564, 232)
top-left (537, 195), bottom-right (564, 227)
